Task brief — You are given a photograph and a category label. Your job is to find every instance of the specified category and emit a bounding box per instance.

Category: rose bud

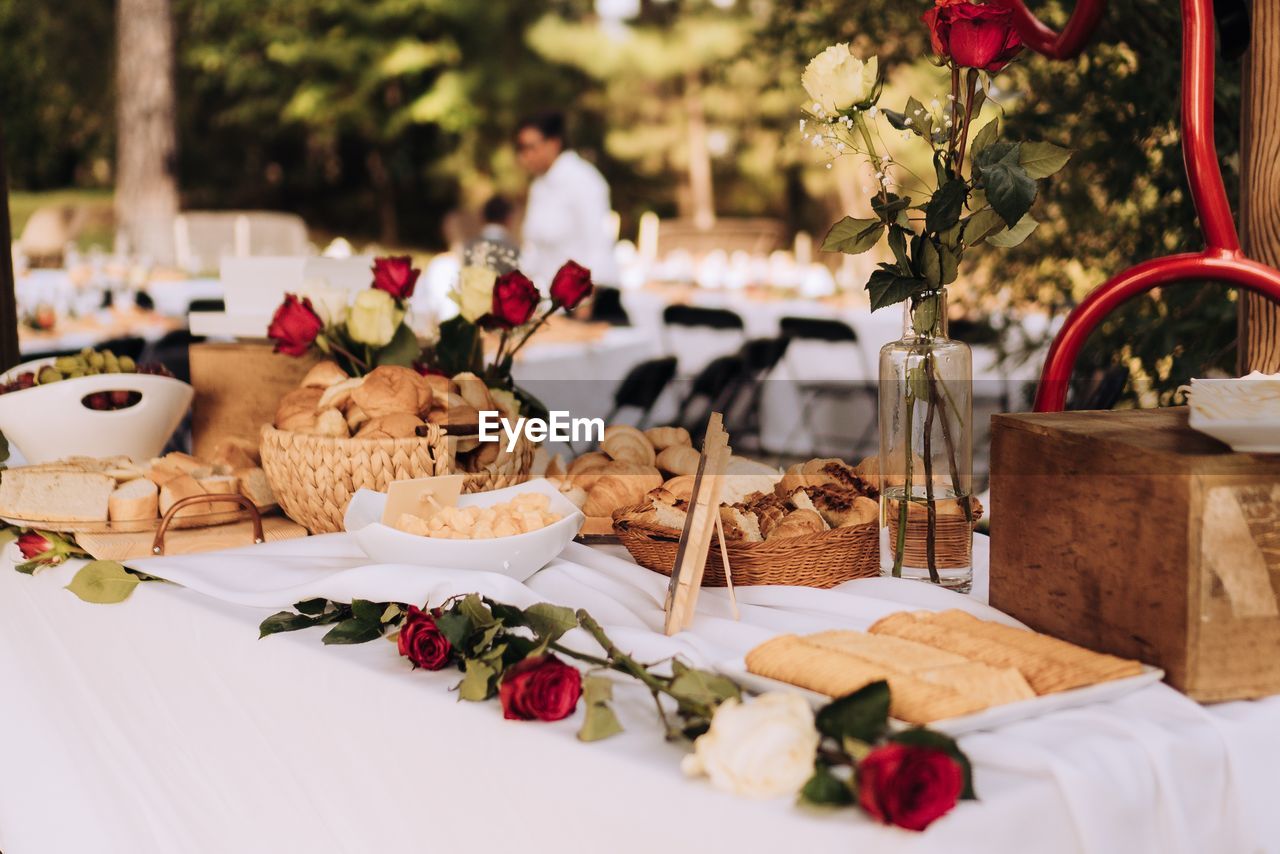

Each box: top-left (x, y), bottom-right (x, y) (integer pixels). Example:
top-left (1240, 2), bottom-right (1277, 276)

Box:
top-left (490, 271), bottom-right (540, 329)
top-left (15, 529), bottom-right (83, 573)
top-left (371, 256), bottom-right (421, 301)
top-left (857, 742), bottom-right (964, 831)
top-left (549, 261), bottom-right (594, 310)
top-left (923, 0), bottom-right (1023, 72)
top-left (17, 530), bottom-right (54, 562)
top-left (498, 655), bottom-right (582, 722)
top-left (397, 605), bottom-right (453, 671)
top-left (267, 294), bottom-right (324, 357)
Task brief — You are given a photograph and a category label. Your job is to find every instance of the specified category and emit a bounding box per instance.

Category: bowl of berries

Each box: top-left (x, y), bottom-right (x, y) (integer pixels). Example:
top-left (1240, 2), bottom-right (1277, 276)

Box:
top-left (0, 348), bottom-right (194, 463)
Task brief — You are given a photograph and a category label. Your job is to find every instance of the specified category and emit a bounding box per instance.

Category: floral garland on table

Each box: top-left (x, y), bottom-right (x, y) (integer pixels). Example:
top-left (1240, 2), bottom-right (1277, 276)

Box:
top-left (260, 594), bottom-right (975, 831)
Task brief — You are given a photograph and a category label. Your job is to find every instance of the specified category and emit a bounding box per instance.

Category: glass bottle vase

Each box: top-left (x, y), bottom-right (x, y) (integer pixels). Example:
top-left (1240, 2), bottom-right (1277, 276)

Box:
top-left (878, 288), bottom-right (975, 592)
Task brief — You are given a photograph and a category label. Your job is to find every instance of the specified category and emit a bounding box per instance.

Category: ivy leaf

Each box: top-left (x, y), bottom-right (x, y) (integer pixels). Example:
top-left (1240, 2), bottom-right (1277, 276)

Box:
top-left (458, 659), bottom-right (496, 701)
top-left (889, 727), bottom-right (977, 800)
top-left (668, 668), bottom-right (741, 710)
top-left (65, 560), bottom-right (142, 604)
top-left (968, 118), bottom-right (999, 160)
top-left (821, 217), bottom-right (884, 255)
top-left (981, 157), bottom-right (1037, 228)
top-left (867, 267), bottom-right (924, 311)
top-left (963, 208), bottom-right (1005, 245)
top-left (815, 680), bottom-right (890, 743)
top-left (578, 675), bottom-right (624, 742)
top-left (321, 617), bottom-right (384, 645)
top-left (986, 213), bottom-right (1040, 248)
top-left (1018, 141), bottom-right (1073, 179)
top-left (925, 180), bottom-right (968, 234)
top-left (799, 762), bottom-right (855, 807)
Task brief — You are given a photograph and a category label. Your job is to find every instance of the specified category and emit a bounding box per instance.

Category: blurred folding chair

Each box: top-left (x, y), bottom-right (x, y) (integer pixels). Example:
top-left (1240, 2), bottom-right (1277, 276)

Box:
top-left (731, 336), bottom-right (791, 453)
top-left (661, 304), bottom-right (746, 371)
top-left (592, 355), bottom-right (679, 442)
top-left (589, 286), bottom-right (631, 326)
top-left (779, 315), bottom-right (878, 457)
top-left (673, 354), bottom-right (751, 447)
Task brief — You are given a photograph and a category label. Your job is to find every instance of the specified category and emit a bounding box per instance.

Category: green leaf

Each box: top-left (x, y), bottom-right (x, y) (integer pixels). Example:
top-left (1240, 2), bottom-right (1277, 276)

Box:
top-left (974, 140), bottom-right (1019, 172)
top-left (799, 762), bottom-right (855, 807)
top-left (889, 727), bottom-right (977, 800)
top-left (434, 610), bottom-right (473, 647)
top-left (882, 109), bottom-right (909, 131)
top-left (294, 598), bottom-right (330, 616)
top-left (321, 617), bottom-right (384, 645)
top-left (866, 268), bottom-right (924, 311)
top-left (668, 668), bottom-right (742, 709)
top-left (925, 180), bottom-right (967, 234)
top-left (374, 322), bottom-right (421, 368)
top-left (350, 599), bottom-right (384, 624)
top-left (432, 315), bottom-right (483, 376)
top-left (887, 225), bottom-right (910, 272)
top-left (963, 208), bottom-right (1005, 245)
top-left (903, 96), bottom-right (932, 140)
top-left (815, 680), bottom-right (890, 743)
top-left (578, 675), bottom-right (624, 742)
top-left (380, 603), bottom-right (402, 624)
top-left (523, 602), bottom-right (578, 644)
top-left (458, 594), bottom-right (495, 628)
top-left (260, 611), bottom-right (322, 638)
top-left (968, 118), bottom-right (999, 160)
top-left (65, 560), bottom-right (142, 604)
top-left (1018, 141), bottom-right (1073, 179)
top-left (871, 193), bottom-right (911, 222)
top-left (458, 659), bottom-right (496, 701)
top-left (919, 241), bottom-right (942, 288)
top-left (981, 160), bottom-right (1037, 228)
top-left (986, 213), bottom-right (1040, 248)
top-left (821, 217), bottom-right (884, 255)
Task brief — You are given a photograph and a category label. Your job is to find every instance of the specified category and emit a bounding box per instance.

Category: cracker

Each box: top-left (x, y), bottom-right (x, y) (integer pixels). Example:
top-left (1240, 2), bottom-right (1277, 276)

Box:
top-left (804, 629), bottom-right (967, 674)
top-left (917, 661), bottom-right (1036, 706)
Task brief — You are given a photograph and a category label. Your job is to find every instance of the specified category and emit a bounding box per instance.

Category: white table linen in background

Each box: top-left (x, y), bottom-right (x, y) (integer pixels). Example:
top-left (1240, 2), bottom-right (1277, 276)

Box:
top-left (0, 535), bottom-right (1277, 854)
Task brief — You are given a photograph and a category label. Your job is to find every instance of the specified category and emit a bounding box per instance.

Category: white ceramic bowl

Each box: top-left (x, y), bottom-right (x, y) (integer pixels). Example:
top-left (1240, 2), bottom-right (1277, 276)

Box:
top-left (345, 479), bottom-right (585, 581)
top-left (0, 357), bottom-right (194, 463)
top-left (1188, 410), bottom-right (1280, 454)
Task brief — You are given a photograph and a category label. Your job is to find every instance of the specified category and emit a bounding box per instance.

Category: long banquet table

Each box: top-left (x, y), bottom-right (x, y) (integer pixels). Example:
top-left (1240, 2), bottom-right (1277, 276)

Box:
top-left (2, 528), bottom-right (1278, 854)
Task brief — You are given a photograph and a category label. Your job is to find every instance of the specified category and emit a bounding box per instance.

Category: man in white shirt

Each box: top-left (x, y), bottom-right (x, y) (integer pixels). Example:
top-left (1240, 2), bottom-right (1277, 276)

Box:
top-left (516, 111), bottom-right (620, 289)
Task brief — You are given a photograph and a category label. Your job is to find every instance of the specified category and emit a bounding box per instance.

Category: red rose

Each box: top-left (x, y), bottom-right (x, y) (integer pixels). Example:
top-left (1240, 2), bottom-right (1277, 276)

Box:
top-left (857, 743), bottom-right (963, 831)
top-left (397, 606), bottom-right (453, 671)
top-left (372, 256), bottom-right (420, 301)
top-left (498, 655), bottom-right (582, 722)
top-left (923, 0), bottom-right (1023, 72)
top-left (267, 294), bottom-right (324, 357)
top-left (17, 530), bottom-right (53, 561)
top-left (490, 271), bottom-right (540, 329)
top-left (549, 261), bottom-right (593, 310)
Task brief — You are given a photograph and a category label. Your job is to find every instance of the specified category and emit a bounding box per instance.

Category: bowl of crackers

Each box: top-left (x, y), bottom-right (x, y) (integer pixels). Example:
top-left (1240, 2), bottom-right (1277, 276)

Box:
top-left (345, 479), bottom-right (584, 581)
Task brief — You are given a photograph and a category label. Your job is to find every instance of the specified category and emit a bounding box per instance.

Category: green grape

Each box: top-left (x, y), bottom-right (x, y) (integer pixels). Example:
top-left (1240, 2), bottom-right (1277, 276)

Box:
top-left (53, 356), bottom-right (80, 374)
top-left (88, 351), bottom-right (106, 370)
top-left (118, 355), bottom-right (136, 372)
top-left (103, 351), bottom-right (120, 373)
top-left (37, 366), bottom-right (61, 385)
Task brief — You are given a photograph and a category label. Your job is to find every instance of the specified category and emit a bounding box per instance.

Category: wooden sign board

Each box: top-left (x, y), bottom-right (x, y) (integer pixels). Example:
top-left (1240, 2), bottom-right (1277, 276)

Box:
top-left (382, 475), bottom-right (466, 526)
top-left (664, 413), bottom-right (733, 635)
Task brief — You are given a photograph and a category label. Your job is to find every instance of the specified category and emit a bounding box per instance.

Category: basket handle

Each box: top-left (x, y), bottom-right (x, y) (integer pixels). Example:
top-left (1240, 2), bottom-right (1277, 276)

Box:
top-left (151, 493), bottom-right (264, 555)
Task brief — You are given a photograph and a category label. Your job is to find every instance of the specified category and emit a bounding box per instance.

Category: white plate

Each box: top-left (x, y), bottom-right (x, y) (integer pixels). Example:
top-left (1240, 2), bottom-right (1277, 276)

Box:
top-left (715, 657), bottom-right (1164, 736)
top-left (1188, 410), bottom-right (1280, 454)
top-left (345, 479), bottom-right (584, 582)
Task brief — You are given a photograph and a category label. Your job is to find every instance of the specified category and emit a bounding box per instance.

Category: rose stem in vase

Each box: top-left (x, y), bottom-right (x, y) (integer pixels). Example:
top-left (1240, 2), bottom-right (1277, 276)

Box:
top-left (893, 382), bottom-right (914, 577)
top-left (922, 351), bottom-right (940, 583)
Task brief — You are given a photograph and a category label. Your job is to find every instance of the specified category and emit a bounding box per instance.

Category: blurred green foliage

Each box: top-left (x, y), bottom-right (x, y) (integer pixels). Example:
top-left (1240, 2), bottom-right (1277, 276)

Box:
top-left (0, 0), bottom-right (1248, 404)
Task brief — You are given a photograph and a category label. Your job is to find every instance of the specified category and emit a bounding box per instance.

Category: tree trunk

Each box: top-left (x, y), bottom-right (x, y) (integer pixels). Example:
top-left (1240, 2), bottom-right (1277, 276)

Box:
top-left (682, 71), bottom-right (715, 230)
top-left (1239, 0), bottom-right (1280, 373)
top-left (116, 0), bottom-right (179, 263)
top-left (0, 118), bottom-right (21, 371)
top-left (366, 149), bottom-right (399, 246)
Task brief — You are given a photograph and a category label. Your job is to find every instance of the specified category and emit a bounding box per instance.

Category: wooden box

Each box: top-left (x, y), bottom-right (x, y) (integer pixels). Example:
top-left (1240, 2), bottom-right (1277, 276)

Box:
top-left (189, 341), bottom-right (316, 460)
top-left (990, 408), bottom-right (1280, 702)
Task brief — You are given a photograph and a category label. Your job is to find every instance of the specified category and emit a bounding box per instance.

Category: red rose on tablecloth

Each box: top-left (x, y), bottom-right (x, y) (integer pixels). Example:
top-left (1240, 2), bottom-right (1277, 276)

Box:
top-left (549, 261), bottom-right (594, 310)
top-left (499, 655), bottom-right (582, 722)
top-left (372, 256), bottom-right (420, 301)
top-left (17, 530), bottom-right (53, 562)
top-left (857, 742), bottom-right (963, 831)
top-left (267, 294), bottom-right (324, 357)
top-left (923, 0), bottom-right (1023, 72)
top-left (397, 606), bottom-right (453, 671)
top-left (490, 271), bottom-right (540, 329)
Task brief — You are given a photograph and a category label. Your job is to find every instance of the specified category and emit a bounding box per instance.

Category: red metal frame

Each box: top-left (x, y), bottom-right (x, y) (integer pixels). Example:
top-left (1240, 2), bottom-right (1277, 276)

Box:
top-left (1000, 0), bottom-right (1280, 412)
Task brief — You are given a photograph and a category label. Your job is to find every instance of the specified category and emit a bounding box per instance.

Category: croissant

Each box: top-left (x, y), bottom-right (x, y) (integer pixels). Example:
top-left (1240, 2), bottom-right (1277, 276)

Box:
top-left (662, 474), bottom-right (697, 502)
top-left (583, 473), bottom-right (654, 517)
top-left (567, 451), bottom-right (611, 476)
top-left (656, 445), bottom-right (700, 477)
top-left (602, 425), bottom-right (656, 466)
top-left (644, 426), bottom-right (692, 450)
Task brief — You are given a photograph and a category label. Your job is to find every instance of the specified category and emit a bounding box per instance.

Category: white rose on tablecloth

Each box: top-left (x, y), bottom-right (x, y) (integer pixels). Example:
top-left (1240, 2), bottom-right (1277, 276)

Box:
top-left (302, 284), bottom-right (350, 327)
top-left (802, 45), bottom-right (879, 115)
top-left (452, 266), bottom-right (498, 323)
top-left (346, 288), bottom-right (404, 348)
top-left (681, 693), bottom-right (819, 799)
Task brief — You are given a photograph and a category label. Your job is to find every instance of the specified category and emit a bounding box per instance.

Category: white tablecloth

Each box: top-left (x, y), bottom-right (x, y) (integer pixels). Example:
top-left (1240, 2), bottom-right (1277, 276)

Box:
top-left (1, 533), bottom-right (1277, 854)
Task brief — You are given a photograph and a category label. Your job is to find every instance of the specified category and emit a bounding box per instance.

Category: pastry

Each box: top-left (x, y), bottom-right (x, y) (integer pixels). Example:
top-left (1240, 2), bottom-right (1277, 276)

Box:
top-left (300, 361), bottom-right (351, 389)
top-left (355, 412), bottom-right (424, 440)
top-left (601, 425), bottom-right (656, 466)
top-left (583, 473), bottom-right (653, 517)
top-left (567, 451), bottom-right (611, 476)
top-left (274, 386), bottom-right (324, 432)
top-left (0, 469), bottom-right (116, 522)
top-left (663, 474), bottom-right (697, 502)
top-left (309, 408), bottom-right (350, 438)
top-left (793, 485), bottom-right (879, 528)
top-left (656, 445), bottom-right (700, 477)
top-left (108, 478), bottom-right (159, 521)
top-left (644, 426), bottom-right (692, 450)
top-left (719, 506), bottom-right (762, 542)
top-left (453, 372), bottom-right (497, 415)
top-left (317, 377), bottom-right (366, 411)
top-left (351, 366), bottom-right (431, 418)
top-left (763, 508), bottom-right (827, 540)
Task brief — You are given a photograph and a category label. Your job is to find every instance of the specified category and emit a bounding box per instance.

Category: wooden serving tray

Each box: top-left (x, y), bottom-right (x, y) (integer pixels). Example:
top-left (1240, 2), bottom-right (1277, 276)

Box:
top-left (77, 516), bottom-right (307, 561)
top-left (0, 503), bottom-right (278, 535)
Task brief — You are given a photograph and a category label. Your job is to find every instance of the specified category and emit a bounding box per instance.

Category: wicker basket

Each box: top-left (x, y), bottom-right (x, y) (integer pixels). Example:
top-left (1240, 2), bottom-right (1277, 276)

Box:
top-left (259, 425), bottom-right (534, 533)
top-left (884, 498), bottom-right (983, 569)
top-left (613, 506), bottom-right (879, 588)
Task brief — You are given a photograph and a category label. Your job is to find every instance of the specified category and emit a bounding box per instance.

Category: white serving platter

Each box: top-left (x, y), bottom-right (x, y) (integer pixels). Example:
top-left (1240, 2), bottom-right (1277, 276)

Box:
top-left (715, 657), bottom-right (1165, 737)
top-left (1188, 410), bottom-right (1280, 454)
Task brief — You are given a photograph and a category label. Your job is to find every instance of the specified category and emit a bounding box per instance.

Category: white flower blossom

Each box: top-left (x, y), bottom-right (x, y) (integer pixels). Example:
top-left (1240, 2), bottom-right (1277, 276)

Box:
top-left (681, 695), bottom-right (820, 799)
top-left (802, 45), bottom-right (879, 115)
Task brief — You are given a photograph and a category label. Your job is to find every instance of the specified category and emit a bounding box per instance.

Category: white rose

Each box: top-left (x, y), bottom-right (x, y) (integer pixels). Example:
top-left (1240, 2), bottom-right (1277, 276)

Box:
top-left (681, 693), bottom-right (819, 799)
top-left (451, 266), bottom-right (497, 323)
top-left (345, 288), bottom-right (404, 348)
top-left (802, 45), bottom-right (878, 115)
top-left (301, 284), bottom-right (350, 327)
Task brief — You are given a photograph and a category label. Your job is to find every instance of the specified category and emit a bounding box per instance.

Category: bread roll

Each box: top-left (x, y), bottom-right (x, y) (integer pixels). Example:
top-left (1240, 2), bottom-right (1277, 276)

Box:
top-left (301, 361), bottom-right (350, 389)
top-left (317, 377), bottom-right (366, 411)
top-left (108, 478), bottom-right (159, 521)
top-left (159, 474), bottom-right (208, 518)
top-left (422, 373), bottom-right (457, 399)
top-left (454, 372), bottom-right (497, 415)
top-left (720, 506), bottom-right (762, 542)
top-left (656, 445), bottom-right (700, 477)
top-left (210, 438), bottom-right (259, 470)
top-left (274, 386), bottom-right (324, 431)
top-left (308, 408), bottom-right (350, 438)
top-left (197, 475), bottom-right (239, 495)
top-left (351, 366), bottom-right (430, 417)
top-left (644, 426), bottom-right (691, 450)
top-left (764, 508), bottom-right (828, 540)
top-left (0, 470), bottom-right (115, 522)
top-left (355, 412), bottom-right (424, 440)
top-left (602, 425), bottom-right (655, 466)
top-left (236, 467), bottom-right (276, 508)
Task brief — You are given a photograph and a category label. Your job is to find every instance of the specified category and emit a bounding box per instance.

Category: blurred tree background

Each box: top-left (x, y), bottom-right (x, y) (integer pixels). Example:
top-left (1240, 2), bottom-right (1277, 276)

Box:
top-left (0, 0), bottom-right (1246, 404)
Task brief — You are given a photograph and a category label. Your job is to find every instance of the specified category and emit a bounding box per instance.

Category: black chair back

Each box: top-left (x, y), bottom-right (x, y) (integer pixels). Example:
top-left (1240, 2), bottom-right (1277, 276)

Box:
top-left (779, 316), bottom-right (858, 343)
top-left (188, 299), bottom-right (226, 314)
top-left (662, 304), bottom-right (745, 331)
top-left (612, 356), bottom-right (678, 413)
top-left (589, 287), bottom-right (631, 326)
top-left (738, 336), bottom-right (790, 374)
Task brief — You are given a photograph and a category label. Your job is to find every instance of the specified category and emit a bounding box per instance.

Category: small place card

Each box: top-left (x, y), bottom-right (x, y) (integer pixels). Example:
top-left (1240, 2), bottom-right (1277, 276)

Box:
top-left (381, 475), bottom-right (466, 526)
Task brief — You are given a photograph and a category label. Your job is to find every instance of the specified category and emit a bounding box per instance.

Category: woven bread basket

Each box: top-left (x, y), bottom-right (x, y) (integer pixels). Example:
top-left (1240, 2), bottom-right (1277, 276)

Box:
top-left (613, 505), bottom-right (879, 588)
top-left (259, 424), bottom-right (534, 533)
top-left (885, 497), bottom-right (983, 569)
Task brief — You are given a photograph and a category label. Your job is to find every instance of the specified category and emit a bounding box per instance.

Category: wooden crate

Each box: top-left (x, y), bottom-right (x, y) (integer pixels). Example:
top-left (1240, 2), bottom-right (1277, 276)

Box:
top-left (989, 407), bottom-right (1280, 702)
top-left (189, 341), bottom-right (316, 460)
